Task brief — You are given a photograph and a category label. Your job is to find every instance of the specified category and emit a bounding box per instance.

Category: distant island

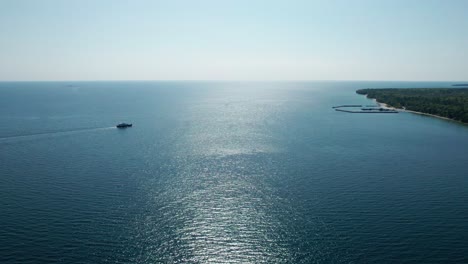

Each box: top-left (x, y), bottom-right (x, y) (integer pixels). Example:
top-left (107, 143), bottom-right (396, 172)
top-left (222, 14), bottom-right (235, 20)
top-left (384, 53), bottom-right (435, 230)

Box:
top-left (356, 88), bottom-right (468, 123)
top-left (453, 84), bottom-right (468, 87)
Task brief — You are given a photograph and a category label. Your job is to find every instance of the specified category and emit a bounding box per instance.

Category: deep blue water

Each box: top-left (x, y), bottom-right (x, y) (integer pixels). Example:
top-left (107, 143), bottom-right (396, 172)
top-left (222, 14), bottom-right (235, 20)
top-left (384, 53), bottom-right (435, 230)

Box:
top-left (1, 81), bottom-right (467, 263)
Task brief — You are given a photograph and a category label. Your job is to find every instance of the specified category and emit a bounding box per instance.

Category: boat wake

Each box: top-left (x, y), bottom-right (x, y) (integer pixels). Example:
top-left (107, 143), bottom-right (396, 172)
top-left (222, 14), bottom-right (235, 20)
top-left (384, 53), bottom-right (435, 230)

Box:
top-left (0, 126), bottom-right (116, 142)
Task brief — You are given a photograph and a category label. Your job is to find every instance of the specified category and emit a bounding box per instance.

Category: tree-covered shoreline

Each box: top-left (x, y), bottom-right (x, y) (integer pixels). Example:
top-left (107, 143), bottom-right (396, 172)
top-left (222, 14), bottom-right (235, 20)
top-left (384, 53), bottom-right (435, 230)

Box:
top-left (356, 88), bottom-right (468, 123)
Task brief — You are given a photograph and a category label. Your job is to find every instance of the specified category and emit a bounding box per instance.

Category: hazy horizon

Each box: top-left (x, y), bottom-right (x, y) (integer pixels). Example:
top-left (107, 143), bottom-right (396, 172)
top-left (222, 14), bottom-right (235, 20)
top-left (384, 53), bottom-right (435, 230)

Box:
top-left (1, 0), bottom-right (468, 81)
top-left (1, 79), bottom-right (468, 83)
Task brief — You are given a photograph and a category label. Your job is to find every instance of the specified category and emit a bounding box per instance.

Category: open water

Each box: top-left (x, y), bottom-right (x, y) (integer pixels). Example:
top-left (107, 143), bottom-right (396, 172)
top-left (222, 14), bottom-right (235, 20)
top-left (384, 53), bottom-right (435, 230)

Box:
top-left (1, 81), bottom-right (467, 263)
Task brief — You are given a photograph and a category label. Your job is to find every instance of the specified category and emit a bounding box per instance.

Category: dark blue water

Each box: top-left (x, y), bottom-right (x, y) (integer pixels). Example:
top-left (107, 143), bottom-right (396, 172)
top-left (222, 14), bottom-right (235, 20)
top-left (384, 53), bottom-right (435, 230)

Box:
top-left (1, 81), bottom-right (467, 263)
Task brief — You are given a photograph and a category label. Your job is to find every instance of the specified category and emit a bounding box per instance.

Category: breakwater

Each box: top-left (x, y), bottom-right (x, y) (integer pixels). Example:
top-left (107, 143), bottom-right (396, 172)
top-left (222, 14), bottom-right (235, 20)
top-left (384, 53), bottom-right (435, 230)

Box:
top-left (335, 108), bottom-right (398, 113)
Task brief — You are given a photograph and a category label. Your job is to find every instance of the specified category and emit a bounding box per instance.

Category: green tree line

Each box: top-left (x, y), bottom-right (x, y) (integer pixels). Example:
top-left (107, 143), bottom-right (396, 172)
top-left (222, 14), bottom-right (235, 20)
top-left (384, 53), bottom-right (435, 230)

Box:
top-left (356, 88), bottom-right (468, 123)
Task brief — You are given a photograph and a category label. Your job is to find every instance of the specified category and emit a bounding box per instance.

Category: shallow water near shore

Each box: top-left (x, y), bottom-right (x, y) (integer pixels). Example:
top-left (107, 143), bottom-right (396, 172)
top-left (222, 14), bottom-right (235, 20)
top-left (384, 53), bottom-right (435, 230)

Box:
top-left (1, 81), bottom-right (467, 263)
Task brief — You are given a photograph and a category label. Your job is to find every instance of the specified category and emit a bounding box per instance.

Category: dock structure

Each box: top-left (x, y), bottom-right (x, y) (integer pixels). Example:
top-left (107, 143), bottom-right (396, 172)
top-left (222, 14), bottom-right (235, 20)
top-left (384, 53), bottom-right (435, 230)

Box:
top-left (335, 108), bottom-right (398, 113)
top-left (333, 105), bottom-right (398, 113)
top-left (332, 105), bottom-right (362, 108)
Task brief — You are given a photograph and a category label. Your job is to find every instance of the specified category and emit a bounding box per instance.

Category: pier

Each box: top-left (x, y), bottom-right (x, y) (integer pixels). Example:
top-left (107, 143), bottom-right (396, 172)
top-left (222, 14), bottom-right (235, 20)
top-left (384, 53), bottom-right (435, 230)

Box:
top-left (333, 105), bottom-right (398, 113)
top-left (335, 108), bottom-right (398, 113)
top-left (332, 105), bottom-right (363, 108)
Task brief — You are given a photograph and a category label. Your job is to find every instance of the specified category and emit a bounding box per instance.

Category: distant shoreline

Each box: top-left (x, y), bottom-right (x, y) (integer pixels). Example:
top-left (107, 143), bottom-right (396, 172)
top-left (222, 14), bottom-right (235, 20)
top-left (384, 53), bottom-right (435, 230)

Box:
top-left (367, 97), bottom-right (466, 125)
top-left (356, 88), bottom-right (468, 124)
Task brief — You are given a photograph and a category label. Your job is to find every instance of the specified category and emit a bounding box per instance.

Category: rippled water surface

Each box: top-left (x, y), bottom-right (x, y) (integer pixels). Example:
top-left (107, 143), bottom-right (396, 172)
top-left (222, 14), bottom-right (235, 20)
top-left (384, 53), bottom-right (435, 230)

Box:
top-left (1, 81), bottom-right (467, 263)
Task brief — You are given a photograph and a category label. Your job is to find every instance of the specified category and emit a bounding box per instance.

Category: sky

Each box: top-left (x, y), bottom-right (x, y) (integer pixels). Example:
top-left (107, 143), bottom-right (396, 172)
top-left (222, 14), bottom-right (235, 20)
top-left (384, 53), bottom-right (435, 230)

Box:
top-left (0, 0), bottom-right (467, 81)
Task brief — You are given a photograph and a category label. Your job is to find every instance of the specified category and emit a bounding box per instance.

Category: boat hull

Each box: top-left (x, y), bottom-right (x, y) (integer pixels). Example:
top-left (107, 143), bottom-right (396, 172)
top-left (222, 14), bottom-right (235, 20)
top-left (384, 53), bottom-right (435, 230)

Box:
top-left (116, 123), bottom-right (132, 128)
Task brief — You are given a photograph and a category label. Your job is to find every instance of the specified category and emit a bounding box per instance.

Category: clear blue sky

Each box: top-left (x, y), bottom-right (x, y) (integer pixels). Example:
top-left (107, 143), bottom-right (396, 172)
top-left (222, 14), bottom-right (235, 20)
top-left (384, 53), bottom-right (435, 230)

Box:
top-left (1, 0), bottom-right (467, 81)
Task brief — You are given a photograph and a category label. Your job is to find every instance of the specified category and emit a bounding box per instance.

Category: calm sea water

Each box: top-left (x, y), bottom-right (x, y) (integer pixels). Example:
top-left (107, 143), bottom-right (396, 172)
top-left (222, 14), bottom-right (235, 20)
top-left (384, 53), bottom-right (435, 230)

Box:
top-left (1, 81), bottom-right (467, 263)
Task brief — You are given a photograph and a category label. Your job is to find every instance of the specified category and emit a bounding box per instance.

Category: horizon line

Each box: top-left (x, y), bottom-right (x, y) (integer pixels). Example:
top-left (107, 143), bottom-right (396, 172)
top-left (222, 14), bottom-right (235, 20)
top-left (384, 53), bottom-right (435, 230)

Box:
top-left (0, 79), bottom-right (467, 83)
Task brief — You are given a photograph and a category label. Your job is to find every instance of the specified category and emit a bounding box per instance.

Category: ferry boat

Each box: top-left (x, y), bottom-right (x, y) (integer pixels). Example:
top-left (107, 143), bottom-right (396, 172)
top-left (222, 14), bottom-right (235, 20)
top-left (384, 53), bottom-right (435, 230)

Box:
top-left (116, 123), bottom-right (132, 128)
